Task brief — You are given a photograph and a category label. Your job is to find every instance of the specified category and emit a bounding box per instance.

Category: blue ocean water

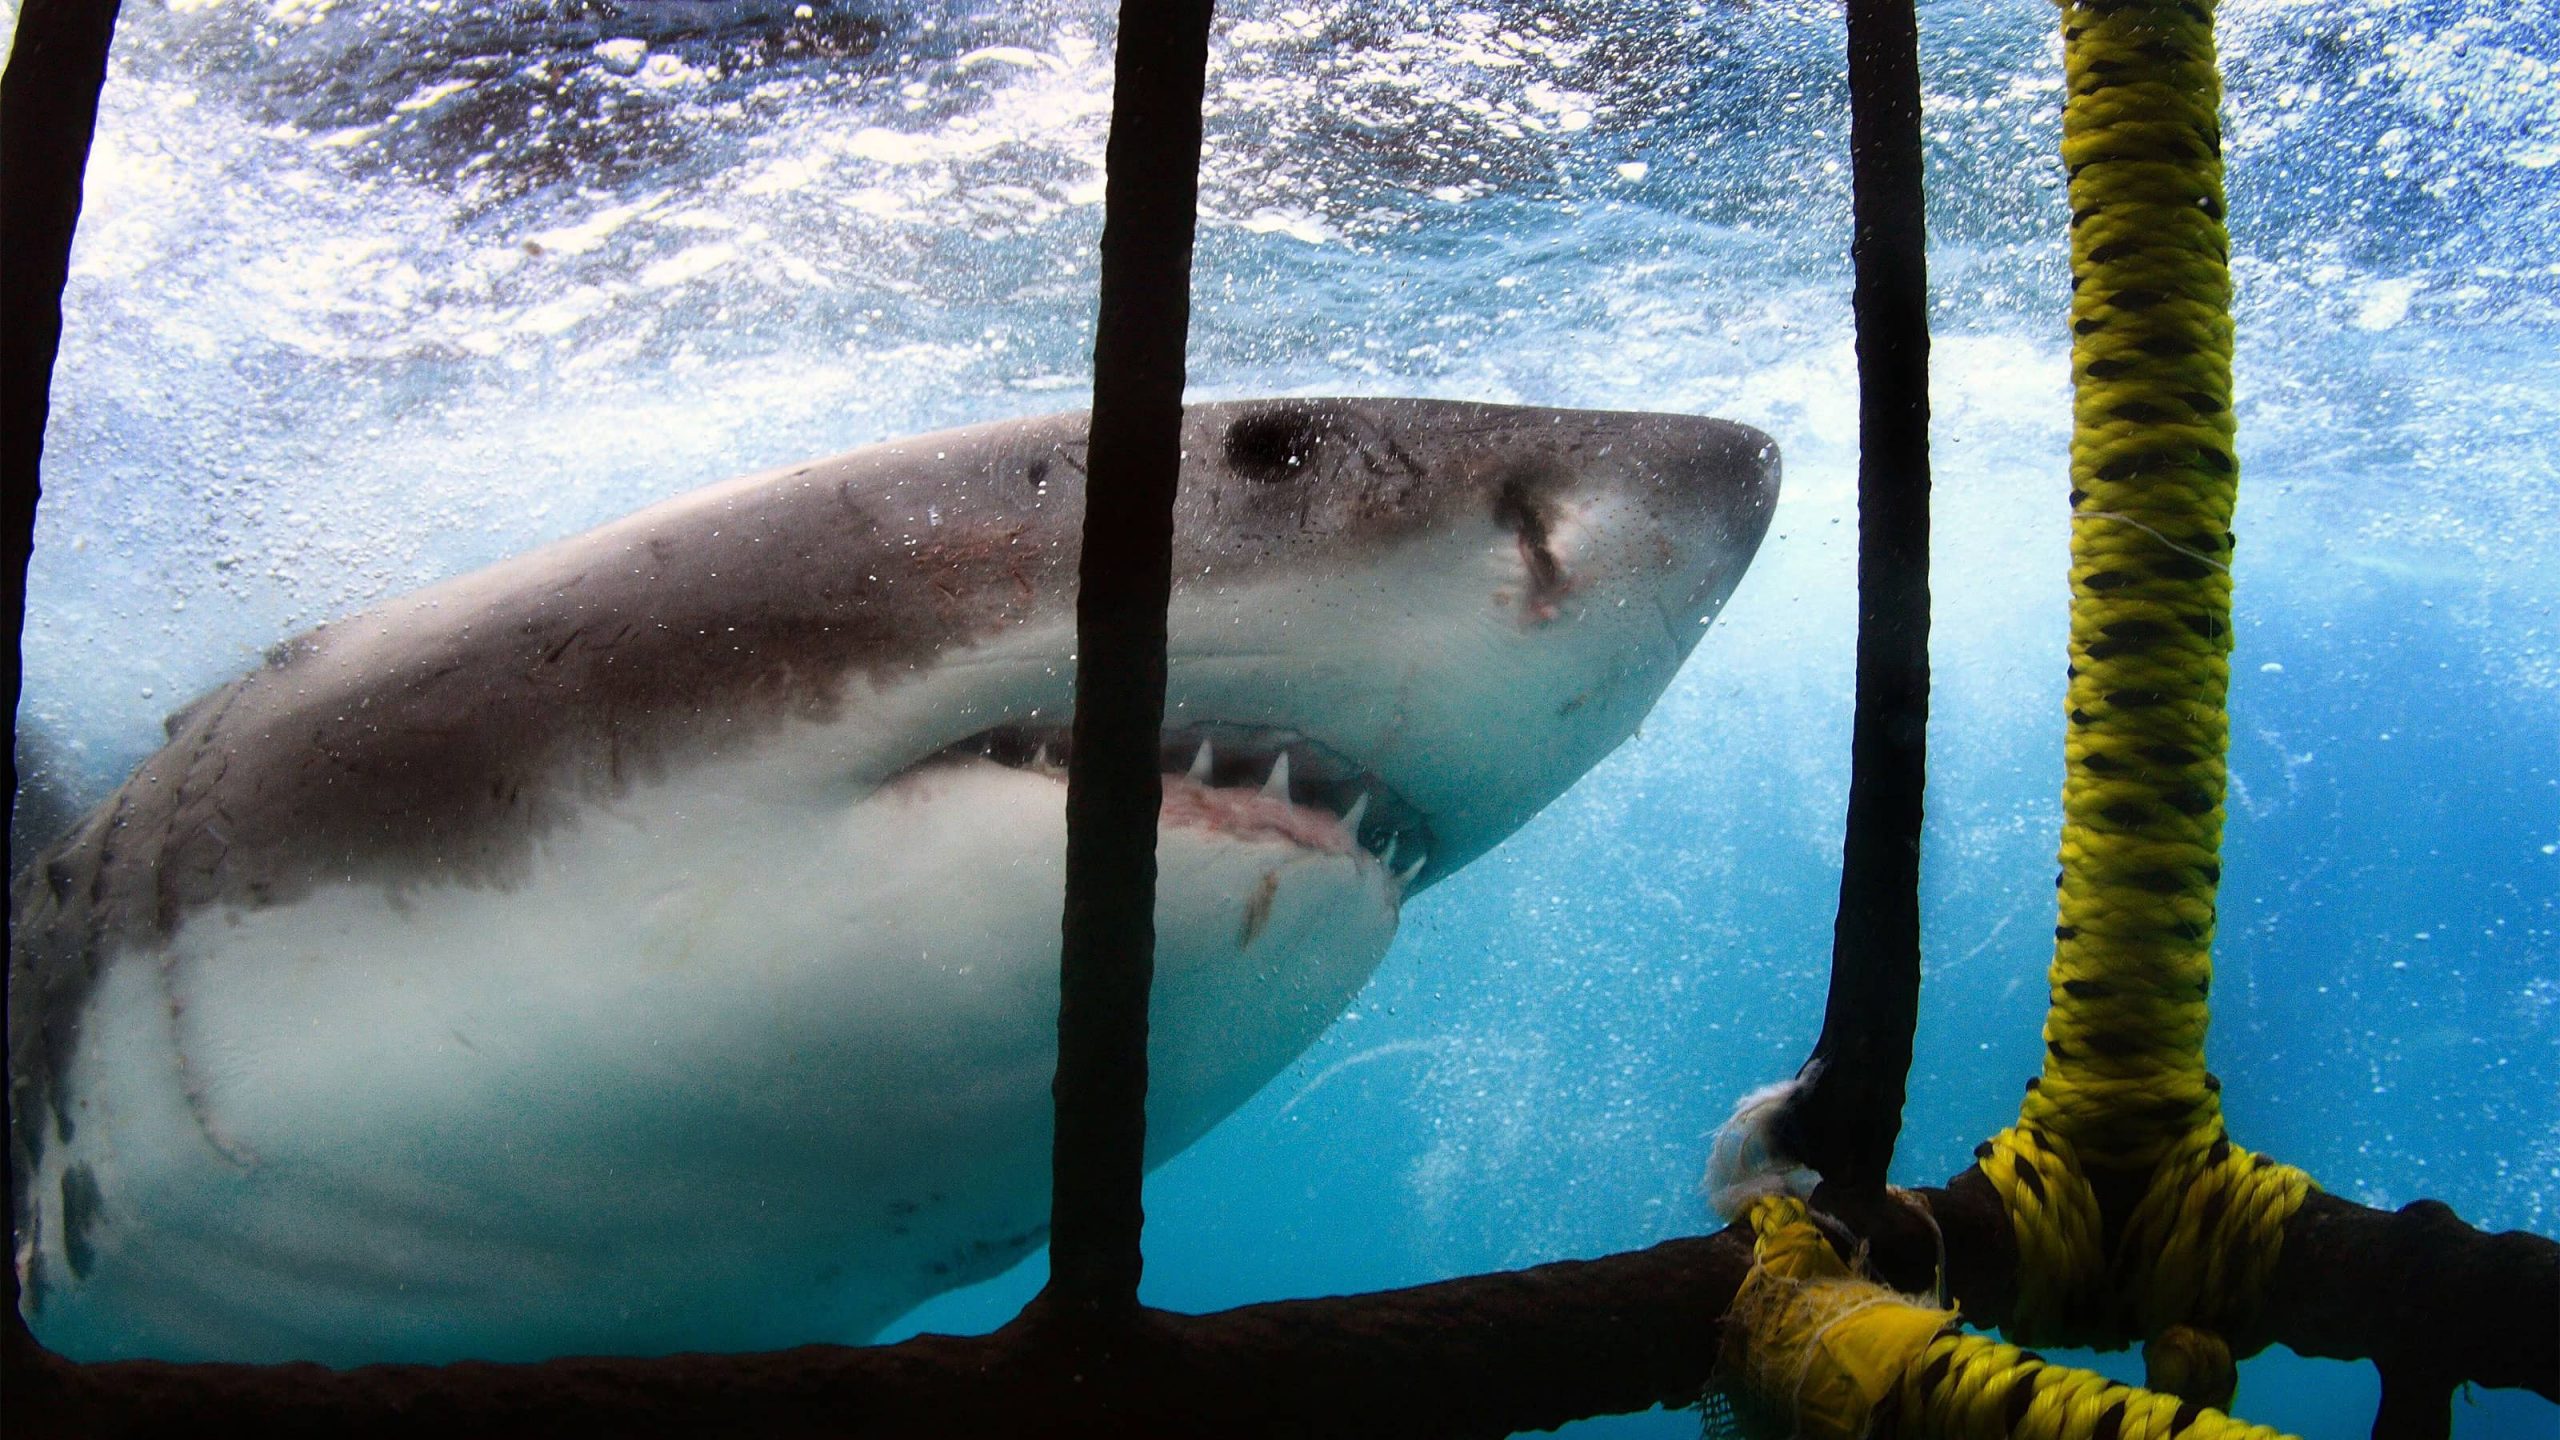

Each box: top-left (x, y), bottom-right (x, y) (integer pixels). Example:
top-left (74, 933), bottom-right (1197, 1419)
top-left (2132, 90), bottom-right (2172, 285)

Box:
top-left (14, 0), bottom-right (2555, 1433)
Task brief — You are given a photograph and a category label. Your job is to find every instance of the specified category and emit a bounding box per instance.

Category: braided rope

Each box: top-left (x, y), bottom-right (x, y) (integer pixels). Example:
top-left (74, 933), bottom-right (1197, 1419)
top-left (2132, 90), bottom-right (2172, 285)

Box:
top-left (1711, 1198), bottom-right (2300, 1439)
top-left (2036, 0), bottom-right (2241, 1179)
top-left (1976, 1125), bottom-right (2107, 1348)
top-left (1899, 1333), bottom-right (2293, 1440)
top-left (2114, 1128), bottom-right (2316, 1347)
top-left (1985, 0), bottom-right (2317, 1360)
top-left (1981, 1118), bottom-right (2316, 1354)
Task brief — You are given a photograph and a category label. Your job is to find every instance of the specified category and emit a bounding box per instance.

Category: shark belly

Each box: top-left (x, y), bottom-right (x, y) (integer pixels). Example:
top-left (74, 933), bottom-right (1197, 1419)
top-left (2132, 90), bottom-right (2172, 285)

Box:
top-left (27, 736), bottom-right (1398, 1364)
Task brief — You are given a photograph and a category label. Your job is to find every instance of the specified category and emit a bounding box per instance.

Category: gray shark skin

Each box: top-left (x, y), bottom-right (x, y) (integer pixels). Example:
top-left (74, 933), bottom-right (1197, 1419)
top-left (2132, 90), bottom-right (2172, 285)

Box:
top-left (9, 397), bottom-right (1777, 1365)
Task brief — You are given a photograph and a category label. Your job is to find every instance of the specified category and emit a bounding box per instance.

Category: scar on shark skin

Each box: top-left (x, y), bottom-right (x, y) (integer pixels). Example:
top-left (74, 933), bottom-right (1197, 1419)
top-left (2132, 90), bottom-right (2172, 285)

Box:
top-left (1240, 869), bottom-right (1283, 949)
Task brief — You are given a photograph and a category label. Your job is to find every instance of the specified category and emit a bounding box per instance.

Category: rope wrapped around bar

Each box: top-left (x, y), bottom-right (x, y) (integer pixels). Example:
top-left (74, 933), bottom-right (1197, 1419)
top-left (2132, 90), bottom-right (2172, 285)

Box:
top-left (1977, 1120), bottom-right (2308, 1352)
top-left (1706, 1197), bottom-right (2296, 1440)
top-left (2034, 0), bottom-right (2239, 1180)
top-left (1897, 1331), bottom-right (2291, 1440)
top-left (1976, 0), bottom-right (2313, 1360)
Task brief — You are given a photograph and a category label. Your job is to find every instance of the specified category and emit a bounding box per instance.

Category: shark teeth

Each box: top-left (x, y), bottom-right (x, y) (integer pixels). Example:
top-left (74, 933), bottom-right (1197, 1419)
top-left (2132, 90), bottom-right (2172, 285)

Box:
top-left (1373, 835), bottom-right (1424, 890)
top-left (941, 722), bottom-right (1432, 887)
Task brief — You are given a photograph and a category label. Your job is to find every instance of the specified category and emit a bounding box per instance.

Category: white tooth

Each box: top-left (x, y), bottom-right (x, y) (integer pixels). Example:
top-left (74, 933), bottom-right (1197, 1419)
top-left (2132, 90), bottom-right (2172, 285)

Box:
top-left (1187, 739), bottom-right (1213, 782)
top-left (1399, 853), bottom-right (1426, 887)
top-left (1379, 835), bottom-right (1398, 868)
top-left (1033, 742), bottom-right (1053, 770)
top-left (1261, 750), bottom-right (1291, 801)
top-left (1341, 792), bottom-right (1370, 834)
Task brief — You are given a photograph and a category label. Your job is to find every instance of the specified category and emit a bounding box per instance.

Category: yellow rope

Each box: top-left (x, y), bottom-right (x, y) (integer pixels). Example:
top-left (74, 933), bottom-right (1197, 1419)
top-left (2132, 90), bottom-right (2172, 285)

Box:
top-left (1974, 1125), bottom-right (2105, 1348)
top-left (1710, 1197), bottom-right (2299, 1440)
top-left (2143, 1324), bottom-right (2238, 1412)
top-left (1898, 1332), bottom-right (2291, 1440)
top-left (1715, 1196), bottom-right (1958, 1439)
top-left (2034, 0), bottom-right (2241, 1180)
top-left (1714, 2), bottom-right (2319, 1422)
top-left (1977, 0), bottom-right (2317, 1364)
top-left (2113, 1129), bottom-right (2312, 1346)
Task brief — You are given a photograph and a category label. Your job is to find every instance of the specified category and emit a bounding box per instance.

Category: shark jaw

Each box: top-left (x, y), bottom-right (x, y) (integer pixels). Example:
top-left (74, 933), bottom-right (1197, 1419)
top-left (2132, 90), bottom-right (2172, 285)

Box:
top-left (14, 398), bottom-right (1778, 1364)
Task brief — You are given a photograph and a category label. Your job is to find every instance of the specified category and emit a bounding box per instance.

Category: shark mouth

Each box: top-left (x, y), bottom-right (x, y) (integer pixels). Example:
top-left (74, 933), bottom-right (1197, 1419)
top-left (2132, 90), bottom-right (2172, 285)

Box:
top-left (927, 721), bottom-right (1437, 889)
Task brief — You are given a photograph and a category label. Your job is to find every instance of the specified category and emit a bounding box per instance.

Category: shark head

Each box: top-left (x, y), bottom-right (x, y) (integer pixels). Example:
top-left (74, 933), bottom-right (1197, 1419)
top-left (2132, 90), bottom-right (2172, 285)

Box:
top-left (1166, 397), bottom-right (1778, 886)
top-left (11, 398), bottom-right (1776, 1364)
top-left (819, 396), bottom-right (1779, 886)
top-left (808, 397), bottom-right (1778, 1185)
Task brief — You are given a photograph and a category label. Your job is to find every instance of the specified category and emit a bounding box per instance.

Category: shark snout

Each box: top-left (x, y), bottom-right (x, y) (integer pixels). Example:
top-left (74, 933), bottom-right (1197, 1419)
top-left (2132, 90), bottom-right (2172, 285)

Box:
top-left (1618, 412), bottom-right (1781, 630)
top-left (1644, 411), bottom-right (1780, 542)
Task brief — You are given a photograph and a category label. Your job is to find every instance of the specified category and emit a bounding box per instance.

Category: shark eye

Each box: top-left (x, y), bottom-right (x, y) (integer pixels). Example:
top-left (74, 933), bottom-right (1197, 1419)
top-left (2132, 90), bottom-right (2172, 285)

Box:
top-left (1224, 406), bottom-right (1325, 483)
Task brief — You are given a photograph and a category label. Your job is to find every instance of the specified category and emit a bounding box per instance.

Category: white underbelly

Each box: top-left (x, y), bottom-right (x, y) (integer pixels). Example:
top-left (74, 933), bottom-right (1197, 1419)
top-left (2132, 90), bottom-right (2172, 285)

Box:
top-left (23, 756), bottom-right (1397, 1364)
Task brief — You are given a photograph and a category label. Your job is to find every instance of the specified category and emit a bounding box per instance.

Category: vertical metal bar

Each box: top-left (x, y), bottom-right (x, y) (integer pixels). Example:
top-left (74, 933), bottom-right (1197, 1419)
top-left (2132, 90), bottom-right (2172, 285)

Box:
top-left (1778, 0), bottom-right (1932, 1196)
top-left (2371, 1365), bottom-right (2455, 1440)
top-left (1, 0), bottom-right (122, 505)
top-left (1042, 0), bottom-right (1215, 1317)
top-left (2, 0), bottom-right (127, 1362)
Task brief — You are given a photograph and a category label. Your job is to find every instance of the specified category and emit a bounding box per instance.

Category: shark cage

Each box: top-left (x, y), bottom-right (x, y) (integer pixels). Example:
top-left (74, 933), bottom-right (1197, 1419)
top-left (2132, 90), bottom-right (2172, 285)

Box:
top-left (3, 1), bottom-right (2554, 1437)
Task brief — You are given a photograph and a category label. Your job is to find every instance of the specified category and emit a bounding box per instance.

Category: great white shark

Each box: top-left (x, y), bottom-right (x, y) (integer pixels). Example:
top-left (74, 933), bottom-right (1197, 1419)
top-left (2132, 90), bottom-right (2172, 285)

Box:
top-left (9, 397), bottom-right (1777, 1365)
